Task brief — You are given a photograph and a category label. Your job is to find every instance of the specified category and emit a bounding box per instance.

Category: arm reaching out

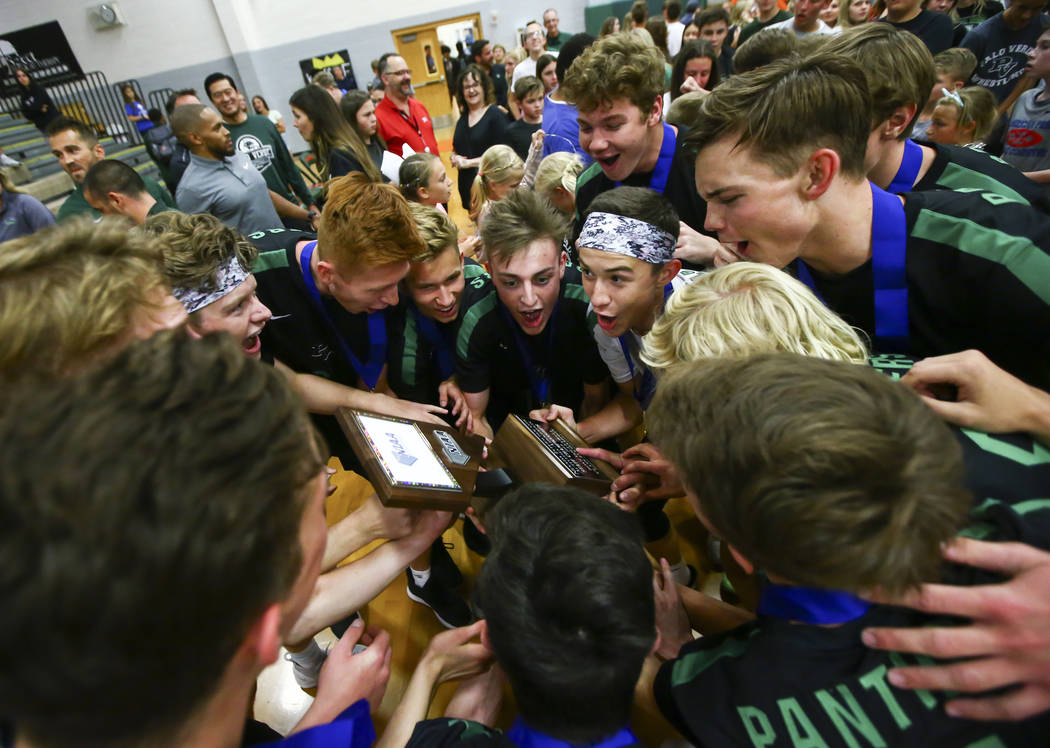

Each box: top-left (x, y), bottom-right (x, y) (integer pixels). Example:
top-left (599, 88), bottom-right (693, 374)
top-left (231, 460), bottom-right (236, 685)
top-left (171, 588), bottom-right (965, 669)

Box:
top-left (862, 537), bottom-right (1050, 721)
top-left (900, 350), bottom-right (1050, 445)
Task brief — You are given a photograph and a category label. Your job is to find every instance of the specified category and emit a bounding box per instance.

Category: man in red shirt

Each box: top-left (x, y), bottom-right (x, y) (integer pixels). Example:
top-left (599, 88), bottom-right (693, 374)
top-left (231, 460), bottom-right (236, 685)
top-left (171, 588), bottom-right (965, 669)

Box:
top-left (375, 54), bottom-right (440, 157)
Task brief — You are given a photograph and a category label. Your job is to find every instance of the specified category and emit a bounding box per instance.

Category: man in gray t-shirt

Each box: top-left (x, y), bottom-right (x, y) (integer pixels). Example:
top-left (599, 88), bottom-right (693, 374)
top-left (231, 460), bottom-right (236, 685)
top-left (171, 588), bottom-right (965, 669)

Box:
top-left (172, 104), bottom-right (282, 236)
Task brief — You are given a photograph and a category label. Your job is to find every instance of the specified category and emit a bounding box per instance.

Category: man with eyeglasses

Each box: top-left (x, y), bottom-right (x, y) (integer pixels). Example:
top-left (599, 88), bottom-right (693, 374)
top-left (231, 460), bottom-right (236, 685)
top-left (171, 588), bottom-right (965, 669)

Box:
top-left (513, 21), bottom-right (556, 86)
top-left (375, 53), bottom-right (440, 158)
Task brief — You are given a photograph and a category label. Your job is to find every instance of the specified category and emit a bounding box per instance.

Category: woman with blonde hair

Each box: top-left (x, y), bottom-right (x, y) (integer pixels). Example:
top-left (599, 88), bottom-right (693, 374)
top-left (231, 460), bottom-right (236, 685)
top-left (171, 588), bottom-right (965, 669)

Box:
top-left (469, 144), bottom-right (523, 225)
top-left (533, 151), bottom-right (582, 216)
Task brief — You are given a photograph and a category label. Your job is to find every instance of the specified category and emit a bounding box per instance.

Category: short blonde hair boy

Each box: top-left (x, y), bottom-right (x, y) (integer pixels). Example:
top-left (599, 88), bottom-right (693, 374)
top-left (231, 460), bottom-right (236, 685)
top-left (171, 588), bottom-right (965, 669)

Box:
top-left (641, 263), bottom-right (869, 370)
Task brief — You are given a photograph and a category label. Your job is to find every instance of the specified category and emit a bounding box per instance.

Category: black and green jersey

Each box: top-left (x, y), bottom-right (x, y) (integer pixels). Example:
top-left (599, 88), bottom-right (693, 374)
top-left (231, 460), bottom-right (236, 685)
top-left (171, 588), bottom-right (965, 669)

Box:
top-left (796, 189), bottom-right (1050, 390)
top-left (573, 124), bottom-right (710, 256)
top-left (248, 227), bottom-right (371, 468)
top-left (56, 177), bottom-right (175, 222)
top-left (654, 496), bottom-right (1050, 748)
top-left (386, 260), bottom-right (491, 404)
top-left (406, 719), bottom-right (515, 747)
top-left (913, 140), bottom-right (1047, 211)
top-left (455, 265), bottom-right (609, 430)
top-left (226, 114), bottom-right (313, 206)
top-left (871, 353), bottom-right (1050, 518)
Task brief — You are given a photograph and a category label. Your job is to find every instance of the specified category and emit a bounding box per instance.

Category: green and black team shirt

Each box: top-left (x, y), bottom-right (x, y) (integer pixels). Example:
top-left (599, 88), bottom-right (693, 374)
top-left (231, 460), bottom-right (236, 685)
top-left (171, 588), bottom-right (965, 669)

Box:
top-left (386, 260), bottom-right (491, 405)
top-left (406, 719), bottom-right (515, 746)
top-left (248, 227), bottom-right (372, 468)
top-left (872, 353), bottom-right (1050, 516)
top-left (455, 265), bottom-right (609, 431)
top-left (795, 189), bottom-right (1050, 390)
top-left (913, 139), bottom-right (1048, 211)
top-left (653, 501), bottom-right (1050, 748)
top-left (226, 114), bottom-right (314, 206)
top-left (573, 125), bottom-right (710, 249)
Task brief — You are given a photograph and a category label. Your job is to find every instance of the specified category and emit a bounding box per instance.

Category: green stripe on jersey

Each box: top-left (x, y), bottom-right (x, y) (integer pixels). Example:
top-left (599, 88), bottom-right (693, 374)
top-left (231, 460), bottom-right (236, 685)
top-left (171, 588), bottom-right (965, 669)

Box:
top-left (457, 293), bottom-right (498, 360)
top-left (574, 162), bottom-right (605, 225)
top-left (934, 162), bottom-right (1028, 205)
top-left (464, 262), bottom-right (488, 281)
top-left (254, 249), bottom-right (290, 273)
top-left (565, 282), bottom-right (589, 303)
top-left (911, 209), bottom-right (1050, 305)
top-left (671, 628), bottom-right (760, 687)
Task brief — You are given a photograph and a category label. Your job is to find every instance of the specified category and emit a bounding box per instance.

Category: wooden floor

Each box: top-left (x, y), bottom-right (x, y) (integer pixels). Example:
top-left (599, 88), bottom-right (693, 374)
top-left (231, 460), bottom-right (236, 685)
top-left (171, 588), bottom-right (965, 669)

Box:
top-left (253, 122), bottom-right (719, 744)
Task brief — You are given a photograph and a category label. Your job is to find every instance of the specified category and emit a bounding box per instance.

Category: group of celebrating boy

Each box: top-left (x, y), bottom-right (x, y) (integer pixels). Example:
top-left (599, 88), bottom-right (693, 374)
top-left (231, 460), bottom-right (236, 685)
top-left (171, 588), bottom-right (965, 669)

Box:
top-left (3, 8), bottom-right (1050, 748)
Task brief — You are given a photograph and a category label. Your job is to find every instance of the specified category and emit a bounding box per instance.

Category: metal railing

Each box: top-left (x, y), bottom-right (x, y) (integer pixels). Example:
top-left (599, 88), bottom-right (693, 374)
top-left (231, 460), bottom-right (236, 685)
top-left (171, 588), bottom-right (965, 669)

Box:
top-left (1, 70), bottom-right (137, 145)
top-left (148, 87), bottom-right (175, 116)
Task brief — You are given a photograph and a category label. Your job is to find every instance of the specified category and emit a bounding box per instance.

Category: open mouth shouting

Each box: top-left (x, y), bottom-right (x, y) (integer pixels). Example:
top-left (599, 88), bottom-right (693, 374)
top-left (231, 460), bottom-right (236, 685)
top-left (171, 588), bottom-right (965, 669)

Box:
top-left (517, 308), bottom-right (546, 331)
top-left (243, 329), bottom-right (263, 357)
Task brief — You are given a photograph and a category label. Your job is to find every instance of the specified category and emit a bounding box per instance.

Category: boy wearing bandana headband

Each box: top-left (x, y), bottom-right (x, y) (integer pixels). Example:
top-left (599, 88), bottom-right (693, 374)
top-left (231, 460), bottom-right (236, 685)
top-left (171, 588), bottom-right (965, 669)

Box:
top-left (560, 33), bottom-right (725, 267)
top-left (532, 186), bottom-right (696, 586)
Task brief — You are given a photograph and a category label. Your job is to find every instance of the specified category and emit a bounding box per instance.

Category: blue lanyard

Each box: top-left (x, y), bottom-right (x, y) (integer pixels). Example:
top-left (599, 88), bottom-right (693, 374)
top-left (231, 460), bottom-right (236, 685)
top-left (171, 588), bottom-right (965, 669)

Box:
top-left (507, 719), bottom-right (638, 748)
top-left (410, 302), bottom-right (455, 381)
top-left (298, 241), bottom-right (387, 391)
top-left (616, 122), bottom-right (676, 193)
top-left (499, 301), bottom-right (559, 406)
top-left (887, 138), bottom-right (923, 194)
top-left (795, 182), bottom-right (909, 351)
top-left (758, 582), bottom-right (870, 625)
top-left (617, 283), bottom-right (674, 408)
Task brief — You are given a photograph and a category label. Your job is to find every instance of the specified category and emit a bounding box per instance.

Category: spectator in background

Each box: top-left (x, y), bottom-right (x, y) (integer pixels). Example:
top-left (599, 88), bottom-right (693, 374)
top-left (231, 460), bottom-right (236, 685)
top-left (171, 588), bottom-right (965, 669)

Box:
top-left (121, 84), bottom-right (154, 136)
top-left (331, 65), bottom-right (355, 93)
top-left (442, 44), bottom-right (461, 102)
top-left (953, 0), bottom-right (1005, 40)
top-left (840, 0), bottom-right (873, 28)
top-left (543, 8), bottom-right (571, 51)
top-left (879, 0), bottom-right (955, 54)
top-left (506, 76), bottom-right (544, 160)
top-left (204, 72), bottom-right (319, 227)
top-left (630, 0), bottom-right (649, 28)
top-left (47, 117), bottom-right (175, 222)
top-left (600, 16), bottom-right (621, 36)
top-left (766, 0), bottom-right (842, 36)
top-left (822, 0), bottom-right (842, 27)
top-left (163, 88), bottom-right (201, 190)
top-left (311, 70), bottom-right (343, 103)
top-left (682, 0), bottom-right (701, 26)
top-left (962, 0), bottom-right (1048, 102)
top-left (172, 104), bottom-right (284, 235)
top-left (289, 85), bottom-right (383, 183)
top-left (451, 65), bottom-right (507, 209)
top-left (341, 90), bottom-right (387, 174)
top-left (647, 15), bottom-right (674, 62)
top-left (471, 38), bottom-right (509, 110)
top-left (670, 40), bottom-right (722, 100)
top-left (666, 0), bottom-right (687, 55)
top-left (252, 95), bottom-right (286, 134)
top-left (697, 7), bottom-right (736, 78)
top-left (0, 169), bottom-right (54, 242)
top-left (738, 0), bottom-right (793, 45)
top-left (925, 84), bottom-right (999, 147)
top-left (536, 53), bottom-right (559, 95)
top-left (16, 68), bottom-right (59, 135)
top-left (541, 33), bottom-right (596, 165)
top-left (375, 54), bottom-right (440, 157)
top-left (512, 21), bottom-right (551, 86)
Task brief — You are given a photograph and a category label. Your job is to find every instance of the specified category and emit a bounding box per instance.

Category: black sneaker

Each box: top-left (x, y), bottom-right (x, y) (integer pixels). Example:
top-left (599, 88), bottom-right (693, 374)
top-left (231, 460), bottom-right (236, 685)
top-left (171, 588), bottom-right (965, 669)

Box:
top-left (430, 539), bottom-right (463, 588)
top-left (462, 514), bottom-right (491, 556)
top-left (405, 570), bottom-right (474, 628)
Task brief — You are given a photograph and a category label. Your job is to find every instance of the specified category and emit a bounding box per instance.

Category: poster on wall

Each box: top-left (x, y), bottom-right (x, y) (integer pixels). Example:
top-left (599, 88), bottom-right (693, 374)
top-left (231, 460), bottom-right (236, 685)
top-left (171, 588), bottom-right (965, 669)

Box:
top-left (1, 20), bottom-right (82, 94)
top-left (298, 50), bottom-right (357, 91)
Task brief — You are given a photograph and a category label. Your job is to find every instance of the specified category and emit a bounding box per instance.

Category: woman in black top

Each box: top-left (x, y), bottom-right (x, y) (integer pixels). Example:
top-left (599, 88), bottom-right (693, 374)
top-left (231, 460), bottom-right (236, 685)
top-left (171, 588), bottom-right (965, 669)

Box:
top-left (289, 85), bottom-right (383, 185)
top-left (16, 69), bottom-right (59, 134)
top-left (450, 64), bottom-right (507, 209)
top-left (340, 89), bottom-right (386, 173)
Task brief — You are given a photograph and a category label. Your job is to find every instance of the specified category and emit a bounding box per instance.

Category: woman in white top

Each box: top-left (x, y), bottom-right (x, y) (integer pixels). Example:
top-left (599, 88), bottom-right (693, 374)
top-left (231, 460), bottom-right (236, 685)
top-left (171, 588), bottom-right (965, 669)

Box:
top-left (251, 95), bottom-right (286, 133)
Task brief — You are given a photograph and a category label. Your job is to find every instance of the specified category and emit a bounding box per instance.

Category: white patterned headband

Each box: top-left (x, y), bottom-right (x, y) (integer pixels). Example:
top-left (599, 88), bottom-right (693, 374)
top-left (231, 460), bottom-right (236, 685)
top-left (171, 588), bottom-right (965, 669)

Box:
top-left (577, 212), bottom-right (676, 264)
top-left (172, 255), bottom-right (249, 314)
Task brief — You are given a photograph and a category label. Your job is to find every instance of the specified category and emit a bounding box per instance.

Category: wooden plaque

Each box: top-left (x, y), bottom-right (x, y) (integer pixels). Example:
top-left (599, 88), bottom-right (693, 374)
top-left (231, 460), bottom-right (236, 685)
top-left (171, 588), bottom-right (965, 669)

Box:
top-left (336, 408), bottom-right (485, 511)
top-left (491, 415), bottom-right (619, 495)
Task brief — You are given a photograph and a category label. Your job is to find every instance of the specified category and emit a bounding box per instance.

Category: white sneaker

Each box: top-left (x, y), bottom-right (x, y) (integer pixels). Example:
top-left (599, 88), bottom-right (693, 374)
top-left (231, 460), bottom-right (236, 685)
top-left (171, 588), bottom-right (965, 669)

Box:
top-left (0, 153), bottom-right (19, 167)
